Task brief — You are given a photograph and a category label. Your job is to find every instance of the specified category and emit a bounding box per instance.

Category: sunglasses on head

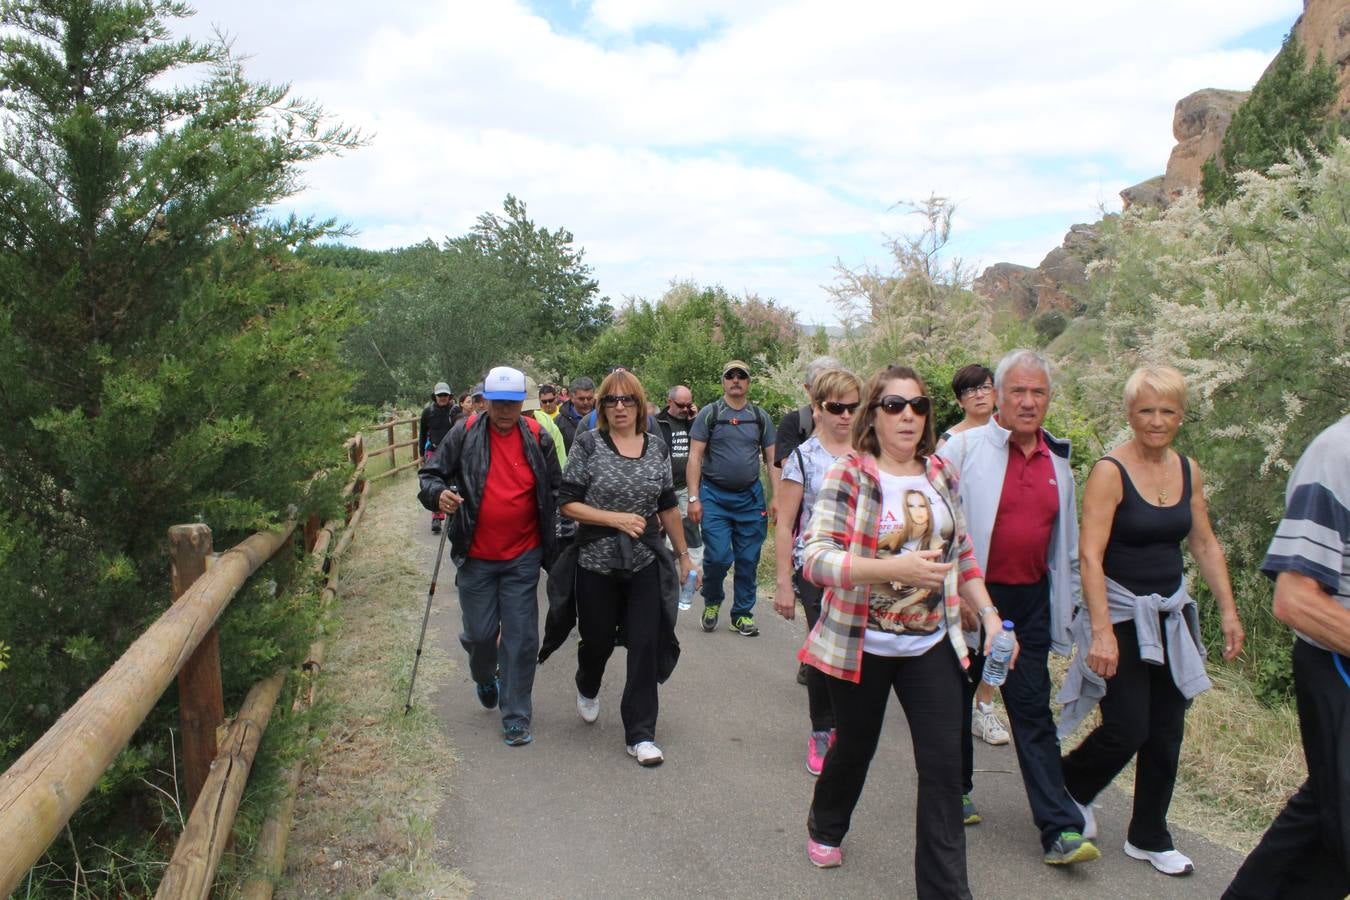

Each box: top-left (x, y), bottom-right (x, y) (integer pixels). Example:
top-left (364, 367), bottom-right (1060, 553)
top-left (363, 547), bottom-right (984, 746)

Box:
top-left (821, 400), bottom-right (860, 415)
top-left (723, 370), bottom-right (748, 381)
top-left (872, 394), bottom-right (931, 416)
top-left (601, 394), bottom-right (638, 408)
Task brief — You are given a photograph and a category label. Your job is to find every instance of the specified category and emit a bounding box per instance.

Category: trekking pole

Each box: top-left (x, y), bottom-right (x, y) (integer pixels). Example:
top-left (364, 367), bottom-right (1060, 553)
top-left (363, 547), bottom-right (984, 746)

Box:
top-left (405, 521), bottom-right (449, 714)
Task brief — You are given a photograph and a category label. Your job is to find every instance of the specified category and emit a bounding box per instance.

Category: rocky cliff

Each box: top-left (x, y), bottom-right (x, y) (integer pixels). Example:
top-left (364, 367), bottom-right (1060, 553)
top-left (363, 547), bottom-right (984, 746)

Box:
top-left (972, 223), bottom-right (1104, 318)
top-left (976, 1), bottom-right (1350, 318)
top-left (1122, 0), bottom-right (1350, 209)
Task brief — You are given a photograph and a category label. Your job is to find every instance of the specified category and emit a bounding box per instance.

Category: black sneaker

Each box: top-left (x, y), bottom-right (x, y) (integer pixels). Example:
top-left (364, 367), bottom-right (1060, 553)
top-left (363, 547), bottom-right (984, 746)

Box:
top-left (475, 678), bottom-right (499, 710)
top-left (431, 519), bottom-right (442, 534)
top-left (730, 615), bottom-right (759, 637)
top-left (1043, 831), bottom-right (1100, 865)
top-left (503, 724), bottom-right (532, 746)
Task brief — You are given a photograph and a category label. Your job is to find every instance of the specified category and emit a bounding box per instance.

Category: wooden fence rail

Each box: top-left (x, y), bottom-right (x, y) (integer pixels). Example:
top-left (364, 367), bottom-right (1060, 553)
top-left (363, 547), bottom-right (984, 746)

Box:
top-left (0, 528), bottom-right (292, 894)
top-left (0, 416), bottom-right (397, 897)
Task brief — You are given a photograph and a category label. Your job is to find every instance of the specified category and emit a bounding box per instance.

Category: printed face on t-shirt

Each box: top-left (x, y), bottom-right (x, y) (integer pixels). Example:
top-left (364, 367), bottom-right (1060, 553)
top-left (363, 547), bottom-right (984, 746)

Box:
top-left (870, 482), bottom-right (951, 635)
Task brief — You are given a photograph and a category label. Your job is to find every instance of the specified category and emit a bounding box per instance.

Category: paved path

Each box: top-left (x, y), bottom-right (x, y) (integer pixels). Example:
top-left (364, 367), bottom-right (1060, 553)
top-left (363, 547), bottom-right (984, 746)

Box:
top-left (413, 520), bottom-right (1245, 898)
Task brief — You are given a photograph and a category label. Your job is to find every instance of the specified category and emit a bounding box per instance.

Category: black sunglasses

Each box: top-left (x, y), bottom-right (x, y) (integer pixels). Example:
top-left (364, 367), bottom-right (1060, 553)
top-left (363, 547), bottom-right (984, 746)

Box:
top-left (723, 370), bottom-right (748, 381)
top-left (821, 400), bottom-right (860, 415)
top-left (871, 394), bottom-right (931, 416)
top-left (672, 401), bottom-right (694, 410)
top-left (601, 394), bottom-right (639, 408)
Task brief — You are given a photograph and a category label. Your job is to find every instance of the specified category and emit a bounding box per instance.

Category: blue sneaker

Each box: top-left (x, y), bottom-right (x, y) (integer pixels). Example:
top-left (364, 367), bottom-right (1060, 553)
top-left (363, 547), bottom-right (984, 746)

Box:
top-left (475, 678), bottom-right (499, 710)
top-left (503, 724), bottom-right (532, 746)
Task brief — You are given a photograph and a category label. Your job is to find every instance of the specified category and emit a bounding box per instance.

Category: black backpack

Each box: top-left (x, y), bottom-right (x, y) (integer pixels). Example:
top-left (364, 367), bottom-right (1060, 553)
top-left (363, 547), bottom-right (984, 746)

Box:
top-left (702, 398), bottom-right (773, 441)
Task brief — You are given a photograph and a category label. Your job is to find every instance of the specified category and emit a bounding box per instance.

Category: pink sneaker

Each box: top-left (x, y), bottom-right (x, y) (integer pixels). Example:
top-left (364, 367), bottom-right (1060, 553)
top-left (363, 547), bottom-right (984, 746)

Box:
top-left (807, 730), bottom-right (831, 776)
top-left (807, 837), bottom-right (842, 868)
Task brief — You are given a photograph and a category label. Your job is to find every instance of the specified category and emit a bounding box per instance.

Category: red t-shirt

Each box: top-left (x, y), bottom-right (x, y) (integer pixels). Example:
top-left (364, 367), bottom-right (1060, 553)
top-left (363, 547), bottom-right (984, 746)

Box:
top-left (468, 426), bottom-right (540, 561)
top-left (984, 430), bottom-right (1060, 585)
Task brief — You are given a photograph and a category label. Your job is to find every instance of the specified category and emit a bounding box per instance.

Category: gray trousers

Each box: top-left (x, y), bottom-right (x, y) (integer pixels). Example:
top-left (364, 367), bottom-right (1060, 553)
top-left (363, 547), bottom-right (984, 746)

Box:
top-left (455, 547), bottom-right (543, 730)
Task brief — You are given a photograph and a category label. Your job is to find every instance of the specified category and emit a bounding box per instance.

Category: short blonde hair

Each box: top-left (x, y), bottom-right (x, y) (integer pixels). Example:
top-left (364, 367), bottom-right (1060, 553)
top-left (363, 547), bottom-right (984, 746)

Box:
top-left (810, 368), bottom-right (862, 406)
top-left (1124, 365), bottom-right (1187, 412)
top-left (596, 370), bottom-right (648, 435)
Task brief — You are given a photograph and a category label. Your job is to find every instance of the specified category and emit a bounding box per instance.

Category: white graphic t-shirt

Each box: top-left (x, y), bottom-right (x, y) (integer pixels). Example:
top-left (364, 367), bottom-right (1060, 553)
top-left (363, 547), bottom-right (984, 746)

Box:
top-left (862, 471), bottom-right (954, 658)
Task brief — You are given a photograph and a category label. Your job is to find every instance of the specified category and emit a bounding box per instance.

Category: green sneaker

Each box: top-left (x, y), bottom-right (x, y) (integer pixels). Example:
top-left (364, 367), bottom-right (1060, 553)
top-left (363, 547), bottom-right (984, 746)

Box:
top-left (730, 615), bottom-right (759, 637)
top-left (962, 794), bottom-right (980, 826)
top-left (701, 604), bottom-right (720, 633)
top-left (1043, 831), bottom-right (1100, 865)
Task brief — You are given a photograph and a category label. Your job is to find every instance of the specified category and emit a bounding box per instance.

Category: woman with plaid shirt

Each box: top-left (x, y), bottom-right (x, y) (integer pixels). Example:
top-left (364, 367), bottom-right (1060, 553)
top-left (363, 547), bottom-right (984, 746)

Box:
top-left (798, 365), bottom-right (1016, 898)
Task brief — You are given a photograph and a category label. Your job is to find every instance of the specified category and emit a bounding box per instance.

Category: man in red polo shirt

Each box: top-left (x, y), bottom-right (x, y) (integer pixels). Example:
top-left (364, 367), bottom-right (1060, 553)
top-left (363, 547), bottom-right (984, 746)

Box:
top-left (939, 349), bottom-right (1096, 866)
top-left (418, 365), bottom-right (562, 747)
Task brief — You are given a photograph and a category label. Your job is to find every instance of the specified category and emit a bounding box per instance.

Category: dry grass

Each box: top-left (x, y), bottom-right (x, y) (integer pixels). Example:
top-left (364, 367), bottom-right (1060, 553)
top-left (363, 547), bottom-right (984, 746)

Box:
top-left (1051, 656), bottom-right (1304, 854)
top-left (276, 473), bottom-right (471, 898)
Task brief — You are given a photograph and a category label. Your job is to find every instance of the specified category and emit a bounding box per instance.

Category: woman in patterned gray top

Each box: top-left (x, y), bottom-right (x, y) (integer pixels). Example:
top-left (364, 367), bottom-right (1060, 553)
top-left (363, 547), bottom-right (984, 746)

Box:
top-left (559, 369), bottom-right (697, 766)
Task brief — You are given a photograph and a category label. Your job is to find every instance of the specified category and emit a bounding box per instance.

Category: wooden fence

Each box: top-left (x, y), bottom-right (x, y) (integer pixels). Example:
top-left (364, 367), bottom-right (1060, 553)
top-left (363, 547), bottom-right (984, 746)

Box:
top-left (0, 412), bottom-right (414, 897)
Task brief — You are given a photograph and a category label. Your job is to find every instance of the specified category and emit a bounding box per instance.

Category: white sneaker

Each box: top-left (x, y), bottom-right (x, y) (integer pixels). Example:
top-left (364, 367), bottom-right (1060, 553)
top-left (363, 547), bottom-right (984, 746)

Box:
top-left (1073, 796), bottom-right (1097, 840)
top-left (972, 701), bottom-right (1010, 745)
top-left (626, 740), bottom-right (664, 766)
top-left (1124, 841), bottom-right (1194, 876)
top-left (576, 691), bottom-right (600, 724)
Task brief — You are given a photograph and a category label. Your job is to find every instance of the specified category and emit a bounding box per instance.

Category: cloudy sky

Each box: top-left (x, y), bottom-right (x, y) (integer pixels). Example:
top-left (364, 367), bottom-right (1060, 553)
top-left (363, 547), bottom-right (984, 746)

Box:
top-left (177, 0), bottom-right (1300, 323)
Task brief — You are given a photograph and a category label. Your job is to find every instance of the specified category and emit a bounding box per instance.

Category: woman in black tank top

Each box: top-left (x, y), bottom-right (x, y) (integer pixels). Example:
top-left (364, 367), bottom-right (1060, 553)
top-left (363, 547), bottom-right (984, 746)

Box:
top-left (1061, 366), bottom-right (1246, 877)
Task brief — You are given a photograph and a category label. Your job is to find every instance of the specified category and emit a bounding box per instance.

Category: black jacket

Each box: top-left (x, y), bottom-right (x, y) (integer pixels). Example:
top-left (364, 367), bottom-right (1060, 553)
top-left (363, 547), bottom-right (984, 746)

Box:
top-left (556, 400), bottom-right (584, 451)
top-left (419, 399), bottom-right (461, 454)
top-left (538, 523), bottom-right (681, 681)
top-left (417, 415), bottom-right (562, 568)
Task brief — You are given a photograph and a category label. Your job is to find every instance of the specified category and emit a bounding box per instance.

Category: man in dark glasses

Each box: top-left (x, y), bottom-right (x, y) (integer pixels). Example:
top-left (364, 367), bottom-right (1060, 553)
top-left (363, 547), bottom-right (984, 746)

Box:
top-left (656, 385), bottom-right (703, 567)
top-left (938, 348), bottom-right (1096, 867)
top-left (686, 360), bottom-right (775, 637)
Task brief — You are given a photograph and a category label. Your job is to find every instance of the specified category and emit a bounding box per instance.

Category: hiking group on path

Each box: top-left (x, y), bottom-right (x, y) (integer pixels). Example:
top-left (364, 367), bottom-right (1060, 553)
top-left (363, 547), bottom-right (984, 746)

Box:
top-left (412, 350), bottom-right (1350, 900)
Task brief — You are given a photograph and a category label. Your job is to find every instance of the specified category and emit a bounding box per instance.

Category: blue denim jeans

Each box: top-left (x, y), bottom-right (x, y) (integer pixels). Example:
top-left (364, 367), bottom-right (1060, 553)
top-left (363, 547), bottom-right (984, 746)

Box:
top-left (455, 547), bottom-right (543, 731)
top-left (699, 479), bottom-right (767, 619)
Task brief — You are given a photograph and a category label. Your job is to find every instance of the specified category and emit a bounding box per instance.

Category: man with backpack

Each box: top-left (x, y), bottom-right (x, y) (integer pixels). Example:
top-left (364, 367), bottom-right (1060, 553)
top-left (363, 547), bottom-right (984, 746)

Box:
top-left (419, 382), bottom-right (462, 534)
top-left (655, 384), bottom-right (702, 567)
top-left (417, 365), bottom-right (562, 747)
top-left (687, 360), bottom-right (775, 637)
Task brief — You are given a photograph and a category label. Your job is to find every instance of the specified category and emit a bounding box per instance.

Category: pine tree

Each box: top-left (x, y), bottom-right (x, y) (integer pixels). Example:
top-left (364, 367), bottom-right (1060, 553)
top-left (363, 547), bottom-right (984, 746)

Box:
top-left (1201, 32), bottom-right (1339, 204)
top-left (0, 0), bottom-right (365, 865)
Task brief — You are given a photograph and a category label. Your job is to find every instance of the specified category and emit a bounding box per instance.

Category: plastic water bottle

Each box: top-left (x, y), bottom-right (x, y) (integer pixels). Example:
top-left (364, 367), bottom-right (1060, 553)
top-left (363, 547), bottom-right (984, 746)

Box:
top-left (678, 569), bottom-right (698, 610)
top-left (981, 620), bottom-right (1016, 687)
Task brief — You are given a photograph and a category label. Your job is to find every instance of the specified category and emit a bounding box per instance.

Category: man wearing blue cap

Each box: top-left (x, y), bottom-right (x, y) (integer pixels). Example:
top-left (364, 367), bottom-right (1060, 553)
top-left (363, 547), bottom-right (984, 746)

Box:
top-left (418, 365), bottom-right (562, 746)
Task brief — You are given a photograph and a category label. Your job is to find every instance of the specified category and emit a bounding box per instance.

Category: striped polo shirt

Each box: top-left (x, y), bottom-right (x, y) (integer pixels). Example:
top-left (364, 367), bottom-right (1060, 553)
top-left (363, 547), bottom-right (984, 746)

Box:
top-left (1262, 414), bottom-right (1350, 651)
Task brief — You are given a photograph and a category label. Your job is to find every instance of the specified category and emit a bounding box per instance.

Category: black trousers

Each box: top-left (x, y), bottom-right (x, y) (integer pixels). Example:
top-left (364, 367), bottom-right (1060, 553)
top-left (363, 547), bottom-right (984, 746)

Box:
top-left (961, 649), bottom-right (986, 795)
top-left (1062, 618), bottom-right (1187, 851)
top-left (574, 562), bottom-right (662, 746)
top-left (1224, 639), bottom-right (1350, 899)
top-left (794, 570), bottom-right (834, 731)
top-left (808, 644), bottom-right (971, 900)
top-left (988, 579), bottom-right (1084, 850)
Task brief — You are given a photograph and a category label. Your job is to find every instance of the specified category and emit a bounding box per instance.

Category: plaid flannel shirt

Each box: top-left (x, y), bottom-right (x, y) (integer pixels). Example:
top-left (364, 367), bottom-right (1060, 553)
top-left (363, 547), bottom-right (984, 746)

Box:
top-left (798, 451), bottom-right (982, 683)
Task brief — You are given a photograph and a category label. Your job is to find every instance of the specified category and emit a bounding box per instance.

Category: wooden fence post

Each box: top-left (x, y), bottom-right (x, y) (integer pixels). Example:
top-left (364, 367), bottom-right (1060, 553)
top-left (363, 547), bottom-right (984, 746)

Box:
top-left (385, 418), bottom-right (396, 465)
top-left (303, 514), bottom-right (321, 554)
top-left (351, 433), bottom-right (365, 496)
top-left (169, 524), bottom-right (222, 812)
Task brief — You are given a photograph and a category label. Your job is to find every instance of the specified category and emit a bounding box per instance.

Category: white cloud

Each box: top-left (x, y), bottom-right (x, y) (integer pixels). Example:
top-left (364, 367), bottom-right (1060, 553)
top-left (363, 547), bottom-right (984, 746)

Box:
top-left (176, 0), bottom-right (1301, 322)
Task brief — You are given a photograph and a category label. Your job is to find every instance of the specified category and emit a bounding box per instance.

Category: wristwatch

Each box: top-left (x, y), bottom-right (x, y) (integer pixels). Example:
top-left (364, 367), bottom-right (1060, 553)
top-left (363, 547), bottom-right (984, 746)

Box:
top-left (688, 496), bottom-right (699, 502)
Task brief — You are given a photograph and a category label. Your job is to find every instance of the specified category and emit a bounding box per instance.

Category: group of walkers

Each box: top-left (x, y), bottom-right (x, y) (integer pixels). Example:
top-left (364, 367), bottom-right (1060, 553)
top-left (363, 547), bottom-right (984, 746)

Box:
top-left (414, 350), bottom-right (1350, 899)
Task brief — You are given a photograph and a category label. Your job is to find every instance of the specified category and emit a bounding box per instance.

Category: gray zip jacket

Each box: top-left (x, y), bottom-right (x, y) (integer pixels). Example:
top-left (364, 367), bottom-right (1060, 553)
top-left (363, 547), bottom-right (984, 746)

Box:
top-left (938, 419), bottom-right (1080, 655)
top-left (1055, 577), bottom-right (1211, 737)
